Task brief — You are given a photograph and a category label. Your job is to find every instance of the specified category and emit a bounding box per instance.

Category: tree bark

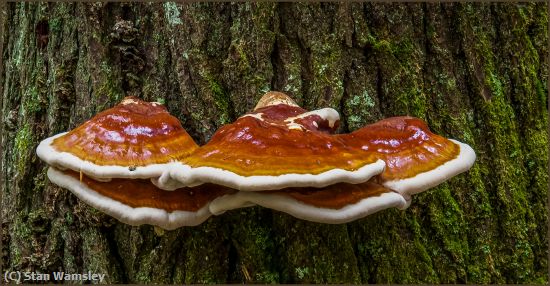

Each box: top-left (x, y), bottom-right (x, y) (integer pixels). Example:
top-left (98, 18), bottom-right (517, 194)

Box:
top-left (1, 2), bottom-right (547, 284)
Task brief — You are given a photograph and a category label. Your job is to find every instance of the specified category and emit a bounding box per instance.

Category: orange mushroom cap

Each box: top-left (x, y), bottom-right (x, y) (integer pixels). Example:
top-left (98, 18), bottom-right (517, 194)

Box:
top-left (158, 92), bottom-right (385, 191)
top-left (37, 97), bottom-right (198, 180)
top-left (209, 180), bottom-right (409, 224)
top-left (47, 167), bottom-right (236, 229)
top-left (340, 116), bottom-right (476, 195)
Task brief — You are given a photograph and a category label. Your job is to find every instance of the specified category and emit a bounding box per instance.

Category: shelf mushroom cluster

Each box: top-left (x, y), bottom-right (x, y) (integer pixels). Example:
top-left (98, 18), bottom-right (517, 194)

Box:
top-left (37, 92), bottom-right (476, 230)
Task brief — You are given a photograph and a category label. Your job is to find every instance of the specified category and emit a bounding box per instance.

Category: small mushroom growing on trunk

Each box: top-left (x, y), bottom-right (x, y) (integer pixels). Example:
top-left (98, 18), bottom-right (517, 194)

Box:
top-left (36, 96), bottom-right (198, 181)
top-left (47, 167), bottom-right (236, 229)
top-left (157, 91), bottom-right (385, 191)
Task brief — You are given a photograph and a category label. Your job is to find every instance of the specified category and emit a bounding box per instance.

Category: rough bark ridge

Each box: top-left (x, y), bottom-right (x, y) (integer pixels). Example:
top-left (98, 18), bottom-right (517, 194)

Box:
top-left (1, 2), bottom-right (548, 284)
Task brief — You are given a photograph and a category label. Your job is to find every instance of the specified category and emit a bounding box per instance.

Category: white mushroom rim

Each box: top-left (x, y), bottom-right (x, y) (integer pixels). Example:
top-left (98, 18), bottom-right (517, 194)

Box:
top-left (47, 167), bottom-right (212, 230)
top-left (209, 190), bottom-right (409, 224)
top-left (156, 159), bottom-right (386, 191)
top-left (37, 133), bottom-right (173, 180)
top-left (382, 139), bottom-right (476, 196)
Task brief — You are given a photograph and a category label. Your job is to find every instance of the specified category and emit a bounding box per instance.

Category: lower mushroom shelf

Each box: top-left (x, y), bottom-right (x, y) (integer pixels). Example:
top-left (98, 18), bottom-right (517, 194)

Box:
top-left (47, 167), bottom-right (234, 230)
top-left (209, 181), bottom-right (410, 224)
top-left (47, 167), bottom-right (413, 229)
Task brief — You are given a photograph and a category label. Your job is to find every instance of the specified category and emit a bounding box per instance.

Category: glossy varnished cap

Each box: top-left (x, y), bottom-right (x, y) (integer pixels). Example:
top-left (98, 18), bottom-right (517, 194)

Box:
top-left (159, 92), bottom-right (385, 191)
top-left (209, 181), bottom-right (409, 223)
top-left (37, 97), bottom-right (198, 180)
top-left (341, 117), bottom-right (476, 195)
top-left (47, 167), bottom-right (236, 229)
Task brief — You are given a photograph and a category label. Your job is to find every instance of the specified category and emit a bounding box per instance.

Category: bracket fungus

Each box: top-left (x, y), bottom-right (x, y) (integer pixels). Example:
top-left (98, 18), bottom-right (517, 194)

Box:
top-left (158, 91), bottom-right (385, 191)
top-left (37, 91), bottom-right (476, 228)
top-left (47, 167), bottom-right (236, 229)
top-left (340, 116), bottom-right (476, 196)
top-left (37, 97), bottom-right (198, 180)
top-left (209, 181), bottom-right (409, 224)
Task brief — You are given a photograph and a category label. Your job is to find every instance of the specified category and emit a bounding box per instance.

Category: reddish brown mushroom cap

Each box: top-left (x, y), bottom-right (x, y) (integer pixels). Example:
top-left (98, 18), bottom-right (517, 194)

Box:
top-left (341, 116), bottom-right (476, 195)
top-left (251, 91), bottom-right (340, 134)
top-left (209, 181), bottom-right (408, 223)
top-left (161, 92), bottom-right (385, 191)
top-left (184, 116), bottom-right (363, 177)
top-left (47, 167), bottom-right (236, 229)
top-left (251, 103), bottom-right (341, 134)
top-left (37, 97), bottom-right (198, 179)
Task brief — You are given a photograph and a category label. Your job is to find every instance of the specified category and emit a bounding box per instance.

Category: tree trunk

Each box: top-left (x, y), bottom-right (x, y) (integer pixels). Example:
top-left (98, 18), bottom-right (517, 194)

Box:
top-left (1, 2), bottom-right (547, 284)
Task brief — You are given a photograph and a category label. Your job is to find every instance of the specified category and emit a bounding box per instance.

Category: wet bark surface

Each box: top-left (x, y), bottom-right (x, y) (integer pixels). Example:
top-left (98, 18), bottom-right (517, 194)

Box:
top-left (1, 2), bottom-right (548, 283)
